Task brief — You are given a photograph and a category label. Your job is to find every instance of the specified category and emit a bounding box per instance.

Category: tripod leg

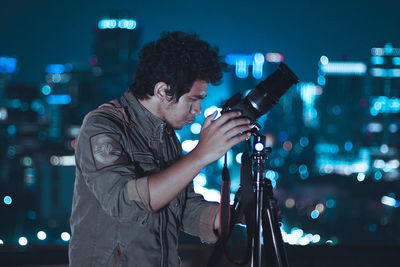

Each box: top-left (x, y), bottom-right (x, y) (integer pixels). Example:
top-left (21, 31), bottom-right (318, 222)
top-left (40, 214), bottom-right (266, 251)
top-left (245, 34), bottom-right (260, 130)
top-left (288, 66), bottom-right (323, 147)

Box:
top-left (262, 187), bottom-right (289, 267)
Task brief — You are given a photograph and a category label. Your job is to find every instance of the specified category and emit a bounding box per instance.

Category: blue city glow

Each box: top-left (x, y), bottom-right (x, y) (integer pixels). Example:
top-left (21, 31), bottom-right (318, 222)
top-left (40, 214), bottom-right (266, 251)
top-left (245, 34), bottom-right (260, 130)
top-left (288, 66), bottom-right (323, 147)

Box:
top-left (281, 226), bottom-right (321, 246)
top-left (46, 64), bottom-right (65, 74)
top-left (389, 69), bottom-right (400, 77)
top-left (371, 56), bottom-right (384, 65)
top-left (374, 171), bottom-right (382, 180)
top-left (278, 131), bottom-right (288, 142)
top-left (299, 164), bottom-right (308, 174)
top-left (372, 44), bottom-right (400, 56)
top-left (311, 210), bottom-right (320, 219)
top-left (392, 57), bottom-right (400, 65)
top-left (46, 94), bottom-right (72, 105)
top-left (181, 140), bottom-right (198, 153)
top-left (175, 133), bottom-right (181, 141)
top-left (326, 199), bottom-right (336, 208)
top-left (370, 68), bottom-right (400, 77)
top-left (332, 105), bottom-right (341, 115)
top-left (252, 53), bottom-right (265, 79)
top-left (235, 152), bottom-right (243, 164)
top-left (371, 47), bottom-right (384, 56)
top-left (41, 85), bottom-right (52, 95)
top-left (203, 106), bottom-right (222, 119)
top-left (316, 149), bottom-right (370, 175)
top-left (378, 144), bottom-right (388, 154)
top-left (266, 170), bottom-right (279, 180)
top-left (384, 43), bottom-right (393, 55)
top-left (98, 19), bottom-right (136, 30)
top-left (315, 143), bottom-right (339, 154)
top-left (344, 141), bottom-right (353, 151)
top-left (64, 63), bottom-right (73, 72)
top-left (300, 137), bottom-right (309, 147)
top-left (226, 53), bottom-right (269, 78)
top-left (320, 56), bottom-right (329, 65)
top-left (193, 173), bottom-right (207, 187)
top-left (8, 99), bottom-right (21, 109)
top-left (218, 150), bottom-right (233, 168)
top-left (367, 122), bottom-right (383, 132)
top-left (320, 62), bottom-right (367, 75)
top-left (370, 96), bottom-right (400, 115)
top-left (37, 231), bottom-right (47, 240)
top-left (236, 58), bottom-right (249, 78)
top-left (31, 100), bottom-right (46, 115)
top-left (6, 125), bottom-right (17, 135)
top-left (225, 54), bottom-right (252, 65)
top-left (381, 196), bottom-right (400, 208)
top-left (0, 108), bottom-right (7, 120)
top-left (357, 173), bottom-right (366, 182)
top-left (4, 196), bottom-right (12, 205)
top-left (317, 75), bottom-right (326, 86)
top-left (370, 68), bottom-right (386, 77)
top-left (0, 57), bottom-right (17, 74)
top-left (61, 232), bottom-right (71, 242)
top-left (190, 123), bottom-right (202, 134)
top-left (18, 237), bottom-right (28, 246)
top-left (299, 82), bottom-right (321, 128)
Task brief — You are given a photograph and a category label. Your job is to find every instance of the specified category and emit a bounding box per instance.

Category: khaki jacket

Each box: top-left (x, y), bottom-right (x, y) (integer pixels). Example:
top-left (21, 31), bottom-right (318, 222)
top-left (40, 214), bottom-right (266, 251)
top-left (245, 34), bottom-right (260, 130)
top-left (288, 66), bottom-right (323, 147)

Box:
top-left (69, 91), bottom-right (219, 267)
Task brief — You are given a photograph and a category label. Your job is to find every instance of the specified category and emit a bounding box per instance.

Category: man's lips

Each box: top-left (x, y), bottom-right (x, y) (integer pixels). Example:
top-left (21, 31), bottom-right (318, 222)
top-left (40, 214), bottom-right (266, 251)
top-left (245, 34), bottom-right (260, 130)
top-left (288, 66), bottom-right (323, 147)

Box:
top-left (185, 118), bottom-right (195, 124)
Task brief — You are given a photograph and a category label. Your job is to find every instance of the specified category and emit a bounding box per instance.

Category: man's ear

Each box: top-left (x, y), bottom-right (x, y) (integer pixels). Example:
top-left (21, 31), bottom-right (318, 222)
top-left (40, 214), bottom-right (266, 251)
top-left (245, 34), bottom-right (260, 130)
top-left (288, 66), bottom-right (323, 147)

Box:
top-left (154, 82), bottom-right (169, 101)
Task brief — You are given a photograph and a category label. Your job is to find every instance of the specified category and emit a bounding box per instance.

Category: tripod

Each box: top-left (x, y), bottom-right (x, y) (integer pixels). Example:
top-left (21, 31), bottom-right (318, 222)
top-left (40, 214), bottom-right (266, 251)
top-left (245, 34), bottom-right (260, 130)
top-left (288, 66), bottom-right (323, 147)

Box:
top-left (208, 130), bottom-right (289, 267)
top-left (250, 132), bottom-right (289, 267)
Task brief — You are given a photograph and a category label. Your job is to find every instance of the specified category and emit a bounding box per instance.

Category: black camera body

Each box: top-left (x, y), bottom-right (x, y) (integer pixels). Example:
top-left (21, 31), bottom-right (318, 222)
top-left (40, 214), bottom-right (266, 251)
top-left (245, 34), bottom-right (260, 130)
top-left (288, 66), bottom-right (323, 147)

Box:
top-left (222, 62), bottom-right (299, 123)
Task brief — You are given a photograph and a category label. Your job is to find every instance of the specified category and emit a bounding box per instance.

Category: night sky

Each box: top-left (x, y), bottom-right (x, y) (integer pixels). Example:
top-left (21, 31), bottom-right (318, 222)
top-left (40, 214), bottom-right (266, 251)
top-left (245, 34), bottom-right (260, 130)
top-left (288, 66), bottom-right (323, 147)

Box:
top-left (1, 0), bottom-right (400, 85)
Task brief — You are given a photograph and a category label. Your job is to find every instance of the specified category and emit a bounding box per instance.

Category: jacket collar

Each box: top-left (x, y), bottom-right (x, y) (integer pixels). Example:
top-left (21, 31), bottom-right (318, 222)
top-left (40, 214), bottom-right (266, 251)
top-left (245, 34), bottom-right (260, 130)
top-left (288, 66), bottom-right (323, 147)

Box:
top-left (121, 90), bottom-right (169, 140)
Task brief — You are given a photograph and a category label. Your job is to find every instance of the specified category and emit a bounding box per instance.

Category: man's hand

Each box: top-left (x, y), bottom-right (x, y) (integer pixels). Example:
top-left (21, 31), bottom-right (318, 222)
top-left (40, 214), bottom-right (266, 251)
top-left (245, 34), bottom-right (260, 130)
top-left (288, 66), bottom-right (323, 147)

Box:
top-left (148, 111), bottom-right (252, 212)
top-left (192, 111), bottom-right (252, 166)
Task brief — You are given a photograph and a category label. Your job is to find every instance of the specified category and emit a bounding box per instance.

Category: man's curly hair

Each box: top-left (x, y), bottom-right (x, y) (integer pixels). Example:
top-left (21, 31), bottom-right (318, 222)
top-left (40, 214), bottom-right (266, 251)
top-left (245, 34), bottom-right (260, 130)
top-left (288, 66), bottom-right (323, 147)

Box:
top-left (129, 31), bottom-right (226, 101)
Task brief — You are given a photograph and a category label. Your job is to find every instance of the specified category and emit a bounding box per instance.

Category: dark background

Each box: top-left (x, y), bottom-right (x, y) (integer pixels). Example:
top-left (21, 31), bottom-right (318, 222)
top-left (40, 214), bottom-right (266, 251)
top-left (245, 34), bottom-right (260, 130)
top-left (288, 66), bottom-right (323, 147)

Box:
top-left (2, 0), bottom-right (400, 84)
top-left (0, 0), bottom-right (399, 266)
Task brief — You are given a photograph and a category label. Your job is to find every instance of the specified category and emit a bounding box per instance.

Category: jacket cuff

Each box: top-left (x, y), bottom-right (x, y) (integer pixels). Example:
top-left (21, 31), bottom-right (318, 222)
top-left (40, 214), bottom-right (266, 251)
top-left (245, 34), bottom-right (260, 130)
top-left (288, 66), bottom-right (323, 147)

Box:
top-left (126, 177), bottom-right (152, 211)
top-left (198, 203), bottom-right (219, 243)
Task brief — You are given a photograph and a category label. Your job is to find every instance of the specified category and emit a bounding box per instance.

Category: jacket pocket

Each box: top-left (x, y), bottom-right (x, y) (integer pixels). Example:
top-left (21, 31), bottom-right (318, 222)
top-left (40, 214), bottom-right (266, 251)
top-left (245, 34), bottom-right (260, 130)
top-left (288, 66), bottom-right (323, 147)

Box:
top-left (131, 152), bottom-right (159, 175)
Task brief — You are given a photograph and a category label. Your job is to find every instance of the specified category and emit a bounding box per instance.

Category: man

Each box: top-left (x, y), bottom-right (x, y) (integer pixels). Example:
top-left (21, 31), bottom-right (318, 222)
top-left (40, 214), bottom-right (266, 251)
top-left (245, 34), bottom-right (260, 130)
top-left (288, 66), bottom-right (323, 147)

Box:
top-left (69, 31), bottom-right (252, 266)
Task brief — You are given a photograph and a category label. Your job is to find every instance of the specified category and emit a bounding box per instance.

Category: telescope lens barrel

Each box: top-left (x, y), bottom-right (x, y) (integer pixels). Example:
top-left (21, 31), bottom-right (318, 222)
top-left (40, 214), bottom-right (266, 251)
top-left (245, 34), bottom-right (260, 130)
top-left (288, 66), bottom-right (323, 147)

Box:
top-left (246, 62), bottom-right (299, 116)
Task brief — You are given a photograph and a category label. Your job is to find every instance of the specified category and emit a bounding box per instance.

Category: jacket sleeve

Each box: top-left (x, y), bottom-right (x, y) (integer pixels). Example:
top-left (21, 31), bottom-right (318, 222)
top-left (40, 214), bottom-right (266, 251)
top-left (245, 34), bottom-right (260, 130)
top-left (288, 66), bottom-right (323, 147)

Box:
top-left (75, 113), bottom-right (152, 222)
top-left (180, 183), bottom-right (220, 243)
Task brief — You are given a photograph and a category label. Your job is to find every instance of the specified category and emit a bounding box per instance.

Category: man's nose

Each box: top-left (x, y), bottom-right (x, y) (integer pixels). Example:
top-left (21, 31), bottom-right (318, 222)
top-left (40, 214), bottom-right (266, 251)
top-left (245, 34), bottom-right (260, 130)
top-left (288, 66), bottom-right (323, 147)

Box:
top-left (190, 100), bottom-right (201, 115)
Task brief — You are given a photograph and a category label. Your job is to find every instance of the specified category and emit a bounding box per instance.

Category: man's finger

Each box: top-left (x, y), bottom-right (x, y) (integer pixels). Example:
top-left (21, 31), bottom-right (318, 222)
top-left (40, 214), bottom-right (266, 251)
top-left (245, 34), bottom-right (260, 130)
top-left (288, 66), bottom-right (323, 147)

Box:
top-left (221, 118), bottom-right (251, 134)
top-left (202, 111), bottom-right (217, 129)
top-left (213, 111), bottom-right (241, 127)
top-left (227, 132), bottom-right (251, 148)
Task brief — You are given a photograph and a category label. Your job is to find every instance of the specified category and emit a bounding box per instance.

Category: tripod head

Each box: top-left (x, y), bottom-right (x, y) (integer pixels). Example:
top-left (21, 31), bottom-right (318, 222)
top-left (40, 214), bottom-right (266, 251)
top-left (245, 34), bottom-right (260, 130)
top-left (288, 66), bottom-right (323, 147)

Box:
top-left (252, 132), bottom-right (272, 158)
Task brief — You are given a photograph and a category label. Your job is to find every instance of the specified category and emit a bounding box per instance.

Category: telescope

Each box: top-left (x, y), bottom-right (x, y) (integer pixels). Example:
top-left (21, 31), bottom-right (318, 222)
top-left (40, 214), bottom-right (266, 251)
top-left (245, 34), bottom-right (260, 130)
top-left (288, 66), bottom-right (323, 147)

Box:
top-left (222, 62), bottom-right (299, 122)
top-left (211, 62), bottom-right (299, 267)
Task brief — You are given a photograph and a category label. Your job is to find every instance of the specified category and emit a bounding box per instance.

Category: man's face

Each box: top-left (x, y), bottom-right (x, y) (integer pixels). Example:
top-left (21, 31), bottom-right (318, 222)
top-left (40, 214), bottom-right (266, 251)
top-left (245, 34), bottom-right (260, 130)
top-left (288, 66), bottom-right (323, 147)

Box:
top-left (162, 80), bottom-right (208, 129)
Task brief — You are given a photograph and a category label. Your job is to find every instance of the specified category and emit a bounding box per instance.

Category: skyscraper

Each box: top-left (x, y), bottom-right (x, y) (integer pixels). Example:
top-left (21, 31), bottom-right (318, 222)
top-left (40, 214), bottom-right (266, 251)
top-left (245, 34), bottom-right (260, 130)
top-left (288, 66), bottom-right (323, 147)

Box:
top-left (93, 12), bottom-right (141, 102)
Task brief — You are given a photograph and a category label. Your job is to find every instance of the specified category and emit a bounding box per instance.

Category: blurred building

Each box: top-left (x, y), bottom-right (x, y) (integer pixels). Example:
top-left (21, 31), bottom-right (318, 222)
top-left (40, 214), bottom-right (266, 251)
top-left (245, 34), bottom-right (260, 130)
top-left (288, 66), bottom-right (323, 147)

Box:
top-left (314, 58), bottom-right (369, 177)
top-left (1, 20), bottom-right (400, 251)
top-left (93, 12), bottom-right (141, 102)
top-left (366, 44), bottom-right (400, 182)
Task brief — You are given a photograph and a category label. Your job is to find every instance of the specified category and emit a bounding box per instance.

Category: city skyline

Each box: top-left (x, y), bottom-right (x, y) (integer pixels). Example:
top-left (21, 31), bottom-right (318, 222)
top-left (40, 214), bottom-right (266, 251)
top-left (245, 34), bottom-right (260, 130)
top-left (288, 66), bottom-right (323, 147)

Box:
top-left (1, 2), bottom-right (399, 264)
top-left (1, 0), bottom-right (400, 85)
